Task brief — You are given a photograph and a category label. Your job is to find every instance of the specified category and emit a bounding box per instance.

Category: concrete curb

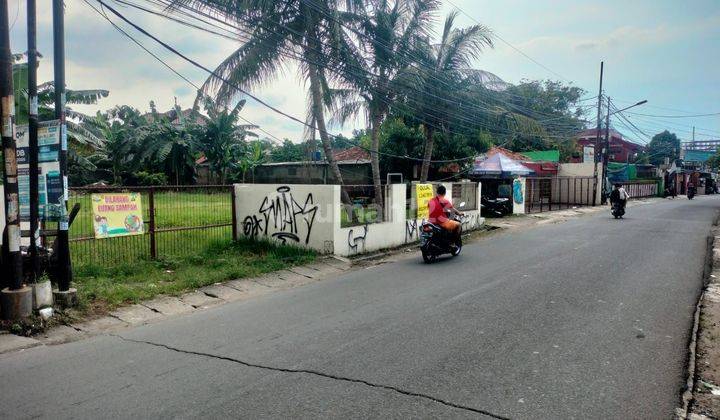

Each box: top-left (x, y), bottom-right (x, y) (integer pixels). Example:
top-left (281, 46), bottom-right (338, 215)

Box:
top-left (679, 219), bottom-right (720, 419)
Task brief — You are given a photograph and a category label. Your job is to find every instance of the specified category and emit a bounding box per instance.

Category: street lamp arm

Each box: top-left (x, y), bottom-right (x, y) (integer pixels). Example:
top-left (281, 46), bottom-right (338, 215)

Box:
top-left (610, 100), bottom-right (648, 116)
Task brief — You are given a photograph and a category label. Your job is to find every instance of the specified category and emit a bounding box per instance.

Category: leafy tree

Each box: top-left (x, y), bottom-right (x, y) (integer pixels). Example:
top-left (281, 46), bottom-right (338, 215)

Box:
top-left (414, 11), bottom-right (493, 181)
top-left (193, 98), bottom-right (258, 183)
top-left (270, 139), bottom-right (306, 163)
top-left (135, 102), bottom-right (196, 185)
top-left (80, 106), bottom-right (145, 185)
top-left (646, 130), bottom-right (680, 166)
top-left (235, 141), bottom-right (265, 183)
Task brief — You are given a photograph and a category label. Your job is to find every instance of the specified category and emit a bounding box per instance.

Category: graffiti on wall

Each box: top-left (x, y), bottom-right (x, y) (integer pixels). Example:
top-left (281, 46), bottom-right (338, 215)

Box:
top-left (513, 179), bottom-right (524, 205)
top-left (243, 186), bottom-right (318, 244)
top-left (347, 224), bottom-right (368, 253)
top-left (405, 218), bottom-right (424, 243)
top-left (461, 213), bottom-right (480, 231)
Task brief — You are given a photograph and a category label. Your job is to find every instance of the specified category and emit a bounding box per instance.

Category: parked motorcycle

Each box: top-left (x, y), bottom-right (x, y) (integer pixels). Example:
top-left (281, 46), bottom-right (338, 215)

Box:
top-left (420, 203), bottom-right (466, 263)
top-left (611, 201), bottom-right (625, 219)
top-left (480, 196), bottom-right (512, 217)
top-left (688, 187), bottom-right (696, 200)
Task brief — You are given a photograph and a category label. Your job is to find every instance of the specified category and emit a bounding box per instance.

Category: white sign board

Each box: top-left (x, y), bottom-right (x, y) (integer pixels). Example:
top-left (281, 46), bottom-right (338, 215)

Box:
top-left (15, 121), bottom-right (63, 222)
top-left (583, 146), bottom-right (595, 163)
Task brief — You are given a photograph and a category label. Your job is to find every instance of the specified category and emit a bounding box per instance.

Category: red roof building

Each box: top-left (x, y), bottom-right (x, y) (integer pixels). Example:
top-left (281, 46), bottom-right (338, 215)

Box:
top-left (575, 128), bottom-right (643, 163)
top-left (332, 146), bottom-right (371, 163)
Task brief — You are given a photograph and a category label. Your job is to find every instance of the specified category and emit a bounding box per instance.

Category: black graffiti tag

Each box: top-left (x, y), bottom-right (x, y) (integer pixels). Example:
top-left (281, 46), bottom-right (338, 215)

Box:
top-left (405, 219), bottom-right (423, 243)
top-left (255, 186), bottom-right (318, 244)
top-left (347, 224), bottom-right (368, 253)
top-left (243, 215), bottom-right (263, 237)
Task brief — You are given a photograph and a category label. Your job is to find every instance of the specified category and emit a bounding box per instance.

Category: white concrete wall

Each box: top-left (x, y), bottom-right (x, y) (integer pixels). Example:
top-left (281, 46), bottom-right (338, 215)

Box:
top-left (557, 162), bottom-right (602, 204)
top-left (234, 184), bottom-right (337, 253)
top-left (558, 162), bottom-right (596, 177)
top-left (234, 183), bottom-right (485, 257)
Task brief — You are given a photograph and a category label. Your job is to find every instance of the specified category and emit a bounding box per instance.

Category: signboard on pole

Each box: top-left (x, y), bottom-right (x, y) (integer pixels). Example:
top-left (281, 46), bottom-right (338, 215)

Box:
top-left (583, 146), bottom-right (595, 163)
top-left (16, 120), bottom-right (62, 222)
top-left (416, 183), bottom-right (434, 220)
top-left (91, 193), bottom-right (144, 238)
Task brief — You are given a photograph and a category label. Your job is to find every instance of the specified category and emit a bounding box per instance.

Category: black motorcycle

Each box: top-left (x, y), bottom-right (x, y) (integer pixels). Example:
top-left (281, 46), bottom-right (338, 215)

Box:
top-left (480, 196), bottom-right (512, 217)
top-left (688, 186), bottom-right (696, 200)
top-left (611, 201), bottom-right (625, 219)
top-left (420, 203), bottom-right (466, 264)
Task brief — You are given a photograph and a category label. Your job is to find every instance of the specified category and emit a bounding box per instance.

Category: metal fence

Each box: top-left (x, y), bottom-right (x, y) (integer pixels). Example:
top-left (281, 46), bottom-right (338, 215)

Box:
top-left (623, 181), bottom-right (659, 199)
top-left (53, 185), bottom-right (236, 267)
top-left (341, 184), bottom-right (385, 227)
top-left (526, 177), bottom-right (596, 213)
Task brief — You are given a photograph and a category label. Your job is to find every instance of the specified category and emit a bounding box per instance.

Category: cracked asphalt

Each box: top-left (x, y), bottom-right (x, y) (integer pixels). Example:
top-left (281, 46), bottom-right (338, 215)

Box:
top-left (0, 196), bottom-right (718, 419)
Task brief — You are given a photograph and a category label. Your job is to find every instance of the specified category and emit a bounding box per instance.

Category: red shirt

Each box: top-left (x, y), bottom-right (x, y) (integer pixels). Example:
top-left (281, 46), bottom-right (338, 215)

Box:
top-left (428, 196), bottom-right (450, 224)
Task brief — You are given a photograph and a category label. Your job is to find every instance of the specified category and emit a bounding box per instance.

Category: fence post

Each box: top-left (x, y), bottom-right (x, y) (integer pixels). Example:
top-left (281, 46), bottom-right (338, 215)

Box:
top-left (231, 185), bottom-right (238, 241)
top-left (148, 188), bottom-right (157, 259)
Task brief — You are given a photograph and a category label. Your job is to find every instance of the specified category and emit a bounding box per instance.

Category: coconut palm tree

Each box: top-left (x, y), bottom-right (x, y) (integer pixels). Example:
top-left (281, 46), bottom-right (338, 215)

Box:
top-left (415, 11), bottom-right (493, 181)
top-left (330, 0), bottom-right (437, 209)
top-left (167, 0), bottom-right (359, 203)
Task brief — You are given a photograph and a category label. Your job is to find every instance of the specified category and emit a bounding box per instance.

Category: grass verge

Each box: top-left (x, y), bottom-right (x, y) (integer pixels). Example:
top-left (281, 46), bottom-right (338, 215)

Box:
top-left (72, 237), bottom-right (316, 314)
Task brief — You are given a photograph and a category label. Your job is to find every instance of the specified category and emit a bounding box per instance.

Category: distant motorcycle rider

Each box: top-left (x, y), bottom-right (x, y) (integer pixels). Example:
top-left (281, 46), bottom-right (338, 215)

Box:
top-left (609, 183), bottom-right (629, 210)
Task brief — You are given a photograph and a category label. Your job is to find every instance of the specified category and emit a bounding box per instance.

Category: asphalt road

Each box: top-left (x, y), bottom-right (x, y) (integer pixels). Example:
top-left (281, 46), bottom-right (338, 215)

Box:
top-left (1, 196), bottom-right (718, 419)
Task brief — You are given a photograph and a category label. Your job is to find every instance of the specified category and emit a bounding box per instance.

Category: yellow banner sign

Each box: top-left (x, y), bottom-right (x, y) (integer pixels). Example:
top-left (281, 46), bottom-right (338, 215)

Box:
top-left (416, 184), bottom-right (434, 220)
top-left (91, 193), bottom-right (144, 238)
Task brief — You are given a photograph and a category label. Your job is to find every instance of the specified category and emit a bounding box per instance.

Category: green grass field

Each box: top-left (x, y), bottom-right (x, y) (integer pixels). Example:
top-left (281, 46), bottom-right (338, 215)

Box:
top-left (73, 238), bottom-right (315, 310)
top-left (64, 190), bottom-right (233, 267)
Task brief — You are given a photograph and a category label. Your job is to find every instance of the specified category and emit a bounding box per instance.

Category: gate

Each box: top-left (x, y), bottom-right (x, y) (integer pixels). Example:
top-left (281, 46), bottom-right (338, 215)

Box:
top-left (64, 185), bottom-right (236, 267)
top-left (623, 181), bottom-right (659, 199)
top-left (525, 177), bottom-right (596, 213)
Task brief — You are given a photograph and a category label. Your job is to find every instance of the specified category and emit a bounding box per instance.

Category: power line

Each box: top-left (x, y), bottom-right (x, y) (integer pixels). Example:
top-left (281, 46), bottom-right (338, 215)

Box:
top-left (627, 110), bottom-right (720, 119)
top-left (87, 0), bottom-right (286, 145)
top-left (101, 0), bottom-right (592, 146)
top-left (157, 0), bottom-right (590, 126)
top-left (88, 0), bottom-right (495, 164)
top-left (444, 0), bottom-right (574, 84)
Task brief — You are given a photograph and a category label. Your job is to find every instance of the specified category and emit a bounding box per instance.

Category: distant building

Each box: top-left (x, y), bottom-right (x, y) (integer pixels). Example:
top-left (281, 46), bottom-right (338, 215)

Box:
top-left (253, 147), bottom-right (372, 185)
top-left (683, 139), bottom-right (720, 152)
top-left (575, 128), bottom-right (644, 163)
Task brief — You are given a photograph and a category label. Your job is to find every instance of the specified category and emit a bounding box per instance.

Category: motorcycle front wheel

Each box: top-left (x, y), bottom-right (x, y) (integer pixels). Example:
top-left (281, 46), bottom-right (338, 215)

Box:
top-left (421, 248), bottom-right (435, 264)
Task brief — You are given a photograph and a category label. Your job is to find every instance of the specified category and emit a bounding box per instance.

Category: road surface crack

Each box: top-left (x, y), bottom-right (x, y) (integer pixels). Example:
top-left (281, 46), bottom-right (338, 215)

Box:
top-left (110, 334), bottom-right (509, 419)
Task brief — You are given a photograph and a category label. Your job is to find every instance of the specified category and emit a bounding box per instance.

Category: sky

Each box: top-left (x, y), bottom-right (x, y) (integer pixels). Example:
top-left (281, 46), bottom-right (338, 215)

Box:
top-left (8, 0), bottom-right (720, 145)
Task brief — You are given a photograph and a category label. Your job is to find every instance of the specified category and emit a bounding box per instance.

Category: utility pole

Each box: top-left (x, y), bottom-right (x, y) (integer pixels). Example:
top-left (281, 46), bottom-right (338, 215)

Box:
top-left (601, 96), bottom-right (611, 204)
top-left (27, 0), bottom-right (39, 281)
top-left (591, 61), bottom-right (603, 206)
top-left (52, 0), bottom-right (75, 305)
top-left (0, 0), bottom-right (31, 320)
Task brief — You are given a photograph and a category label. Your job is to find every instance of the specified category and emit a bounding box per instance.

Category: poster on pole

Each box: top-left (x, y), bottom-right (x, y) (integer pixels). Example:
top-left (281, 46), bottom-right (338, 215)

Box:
top-left (91, 193), bottom-right (144, 238)
top-left (416, 183), bottom-right (434, 220)
top-left (15, 121), bottom-right (62, 222)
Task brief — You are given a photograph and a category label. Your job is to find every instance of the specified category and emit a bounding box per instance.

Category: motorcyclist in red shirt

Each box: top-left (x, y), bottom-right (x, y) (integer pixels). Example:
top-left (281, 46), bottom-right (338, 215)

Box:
top-left (428, 185), bottom-right (464, 247)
